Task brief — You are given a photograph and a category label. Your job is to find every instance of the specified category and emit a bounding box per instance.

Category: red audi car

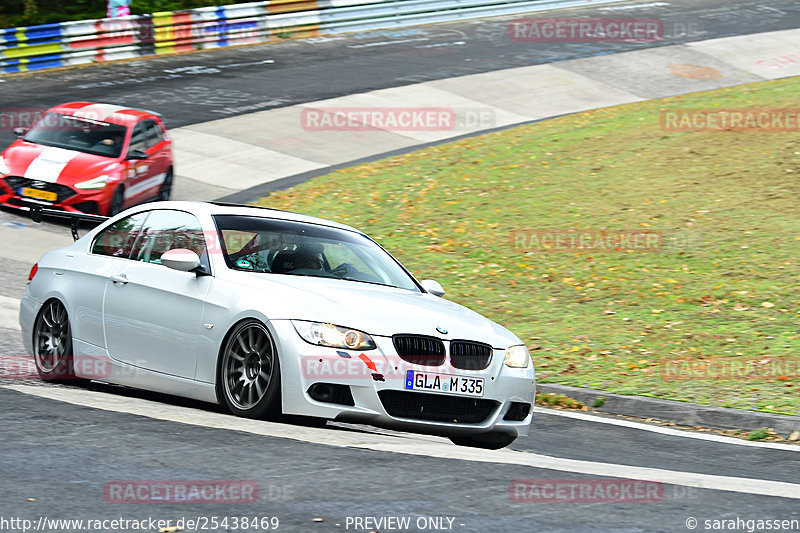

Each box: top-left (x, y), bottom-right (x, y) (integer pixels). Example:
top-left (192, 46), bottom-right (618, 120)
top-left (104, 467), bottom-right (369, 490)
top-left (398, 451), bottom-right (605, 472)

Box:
top-left (0, 102), bottom-right (173, 216)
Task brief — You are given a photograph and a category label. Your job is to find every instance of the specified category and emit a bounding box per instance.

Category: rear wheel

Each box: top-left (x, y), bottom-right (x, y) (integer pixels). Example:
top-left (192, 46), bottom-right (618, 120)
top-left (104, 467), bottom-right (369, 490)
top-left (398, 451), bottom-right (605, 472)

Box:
top-left (217, 320), bottom-right (281, 419)
top-left (33, 300), bottom-right (84, 383)
top-left (158, 167), bottom-right (173, 201)
top-left (108, 186), bottom-right (125, 216)
top-left (449, 432), bottom-right (517, 450)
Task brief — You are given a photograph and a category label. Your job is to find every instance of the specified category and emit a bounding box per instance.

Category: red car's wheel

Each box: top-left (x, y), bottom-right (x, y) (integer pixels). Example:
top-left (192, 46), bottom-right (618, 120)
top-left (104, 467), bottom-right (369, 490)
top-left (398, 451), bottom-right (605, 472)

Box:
top-left (159, 167), bottom-right (173, 201)
top-left (108, 186), bottom-right (125, 216)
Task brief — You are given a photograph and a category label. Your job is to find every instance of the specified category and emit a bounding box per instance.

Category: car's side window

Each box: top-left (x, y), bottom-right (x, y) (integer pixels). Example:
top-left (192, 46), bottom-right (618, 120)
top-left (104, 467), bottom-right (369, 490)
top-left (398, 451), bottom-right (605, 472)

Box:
top-left (128, 122), bottom-right (148, 154)
top-left (145, 121), bottom-right (164, 149)
top-left (91, 212), bottom-right (150, 258)
top-left (131, 210), bottom-right (209, 270)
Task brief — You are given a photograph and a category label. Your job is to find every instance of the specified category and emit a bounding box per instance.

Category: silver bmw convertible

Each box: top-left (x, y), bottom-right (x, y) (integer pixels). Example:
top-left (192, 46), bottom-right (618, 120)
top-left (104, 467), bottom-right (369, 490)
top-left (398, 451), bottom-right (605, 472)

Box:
top-left (20, 201), bottom-right (535, 448)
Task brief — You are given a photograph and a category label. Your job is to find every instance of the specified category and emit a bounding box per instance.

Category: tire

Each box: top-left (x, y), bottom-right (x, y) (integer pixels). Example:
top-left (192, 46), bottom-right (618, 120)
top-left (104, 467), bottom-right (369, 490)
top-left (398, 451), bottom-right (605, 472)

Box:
top-left (32, 299), bottom-right (85, 383)
top-left (108, 186), bottom-right (125, 216)
top-left (449, 432), bottom-right (517, 450)
top-left (158, 167), bottom-right (173, 201)
top-left (217, 320), bottom-right (281, 419)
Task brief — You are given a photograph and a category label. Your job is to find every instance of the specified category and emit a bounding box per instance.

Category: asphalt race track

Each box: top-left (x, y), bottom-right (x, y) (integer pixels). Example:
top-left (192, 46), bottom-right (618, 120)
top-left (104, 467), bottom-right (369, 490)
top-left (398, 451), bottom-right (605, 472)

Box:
top-left (2, 0), bottom-right (800, 142)
top-left (2, 0), bottom-right (800, 531)
top-left (1, 383), bottom-right (799, 532)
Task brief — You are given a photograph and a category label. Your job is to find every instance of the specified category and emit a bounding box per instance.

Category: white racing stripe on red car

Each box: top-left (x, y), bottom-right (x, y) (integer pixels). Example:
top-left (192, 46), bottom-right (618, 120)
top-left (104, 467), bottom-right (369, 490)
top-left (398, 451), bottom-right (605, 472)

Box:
top-left (72, 103), bottom-right (128, 122)
top-left (23, 146), bottom-right (81, 183)
top-left (123, 172), bottom-right (166, 199)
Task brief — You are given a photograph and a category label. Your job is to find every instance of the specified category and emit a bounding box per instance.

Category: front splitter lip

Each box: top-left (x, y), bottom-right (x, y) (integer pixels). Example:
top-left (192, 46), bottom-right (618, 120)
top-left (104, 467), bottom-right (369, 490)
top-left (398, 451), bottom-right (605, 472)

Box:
top-left (332, 408), bottom-right (533, 438)
top-left (0, 192), bottom-right (110, 213)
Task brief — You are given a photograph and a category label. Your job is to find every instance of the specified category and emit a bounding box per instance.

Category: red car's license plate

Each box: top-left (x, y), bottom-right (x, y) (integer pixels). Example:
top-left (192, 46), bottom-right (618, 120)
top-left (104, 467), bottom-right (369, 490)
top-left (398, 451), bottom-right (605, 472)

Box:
top-left (20, 187), bottom-right (57, 202)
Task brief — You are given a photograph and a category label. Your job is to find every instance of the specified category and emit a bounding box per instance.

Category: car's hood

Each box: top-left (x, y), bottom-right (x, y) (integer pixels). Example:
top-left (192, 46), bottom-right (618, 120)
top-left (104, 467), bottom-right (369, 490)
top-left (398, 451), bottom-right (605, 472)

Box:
top-left (3, 141), bottom-right (120, 184)
top-left (239, 273), bottom-right (522, 348)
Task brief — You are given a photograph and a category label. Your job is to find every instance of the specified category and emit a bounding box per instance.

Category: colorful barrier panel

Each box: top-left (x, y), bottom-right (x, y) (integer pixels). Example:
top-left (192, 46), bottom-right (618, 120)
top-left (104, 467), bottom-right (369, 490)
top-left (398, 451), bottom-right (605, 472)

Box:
top-left (0, 0), bottom-right (624, 74)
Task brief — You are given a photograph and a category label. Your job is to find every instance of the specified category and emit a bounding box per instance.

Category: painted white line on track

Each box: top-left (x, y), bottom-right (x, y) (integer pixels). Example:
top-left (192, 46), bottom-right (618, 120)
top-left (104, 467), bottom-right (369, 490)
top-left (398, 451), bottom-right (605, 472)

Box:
top-left (4, 384), bottom-right (800, 500)
top-left (598, 2), bottom-right (670, 10)
top-left (535, 407), bottom-right (800, 452)
top-left (0, 295), bottom-right (20, 331)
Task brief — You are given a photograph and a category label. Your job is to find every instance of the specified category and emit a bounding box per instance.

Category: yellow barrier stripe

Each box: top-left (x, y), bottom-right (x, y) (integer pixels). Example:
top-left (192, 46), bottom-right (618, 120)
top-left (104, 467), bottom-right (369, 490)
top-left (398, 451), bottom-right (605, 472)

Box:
top-left (1, 41), bottom-right (63, 58)
top-left (153, 12), bottom-right (177, 43)
top-left (268, 0), bottom-right (319, 14)
top-left (155, 45), bottom-right (177, 55)
top-left (268, 0), bottom-right (320, 36)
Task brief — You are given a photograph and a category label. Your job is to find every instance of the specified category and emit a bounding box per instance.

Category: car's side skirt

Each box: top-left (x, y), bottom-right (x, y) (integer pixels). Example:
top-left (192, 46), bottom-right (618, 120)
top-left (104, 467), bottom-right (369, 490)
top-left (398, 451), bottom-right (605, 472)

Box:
top-left (72, 338), bottom-right (218, 404)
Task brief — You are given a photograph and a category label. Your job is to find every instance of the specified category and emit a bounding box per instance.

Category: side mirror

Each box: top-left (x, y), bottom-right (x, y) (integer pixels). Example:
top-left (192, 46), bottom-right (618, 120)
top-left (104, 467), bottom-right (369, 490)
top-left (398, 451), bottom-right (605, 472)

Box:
top-left (421, 279), bottom-right (445, 297)
top-left (13, 127), bottom-right (26, 138)
top-left (161, 248), bottom-right (201, 272)
top-left (127, 149), bottom-right (148, 160)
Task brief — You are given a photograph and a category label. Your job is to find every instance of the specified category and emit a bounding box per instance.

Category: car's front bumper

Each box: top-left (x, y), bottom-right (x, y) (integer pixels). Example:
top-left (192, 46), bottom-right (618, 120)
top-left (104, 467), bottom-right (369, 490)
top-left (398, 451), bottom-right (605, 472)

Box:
top-left (0, 177), bottom-right (113, 215)
top-left (273, 321), bottom-right (536, 437)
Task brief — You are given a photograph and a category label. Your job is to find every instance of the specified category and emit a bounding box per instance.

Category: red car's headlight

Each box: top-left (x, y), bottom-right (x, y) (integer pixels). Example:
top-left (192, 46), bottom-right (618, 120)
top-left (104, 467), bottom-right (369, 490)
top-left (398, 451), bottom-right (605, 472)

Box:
top-left (74, 174), bottom-right (111, 190)
top-left (0, 156), bottom-right (10, 175)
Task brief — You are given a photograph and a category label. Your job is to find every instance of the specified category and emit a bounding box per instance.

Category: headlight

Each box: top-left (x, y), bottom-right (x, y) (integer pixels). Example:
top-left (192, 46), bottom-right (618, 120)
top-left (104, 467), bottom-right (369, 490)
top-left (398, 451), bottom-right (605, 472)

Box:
top-left (74, 174), bottom-right (111, 190)
top-left (0, 156), bottom-right (10, 175)
top-left (292, 320), bottom-right (376, 350)
top-left (504, 345), bottom-right (531, 368)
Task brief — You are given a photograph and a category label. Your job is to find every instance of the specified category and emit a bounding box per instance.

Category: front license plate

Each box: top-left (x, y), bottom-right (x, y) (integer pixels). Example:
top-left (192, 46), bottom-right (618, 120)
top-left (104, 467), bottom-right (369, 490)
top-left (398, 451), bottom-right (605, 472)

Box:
top-left (405, 370), bottom-right (484, 397)
top-left (20, 187), bottom-right (57, 202)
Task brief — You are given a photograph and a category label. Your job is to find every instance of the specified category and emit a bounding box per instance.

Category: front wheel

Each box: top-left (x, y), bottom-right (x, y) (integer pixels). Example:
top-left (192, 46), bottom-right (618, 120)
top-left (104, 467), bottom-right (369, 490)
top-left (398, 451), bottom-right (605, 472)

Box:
top-left (449, 432), bottom-right (517, 450)
top-left (108, 186), bottom-right (125, 216)
top-left (158, 167), bottom-right (173, 201)
top-left (33, 299), bottom-right (85, 383)
top-left (217, 320), bottom-right (281, 419)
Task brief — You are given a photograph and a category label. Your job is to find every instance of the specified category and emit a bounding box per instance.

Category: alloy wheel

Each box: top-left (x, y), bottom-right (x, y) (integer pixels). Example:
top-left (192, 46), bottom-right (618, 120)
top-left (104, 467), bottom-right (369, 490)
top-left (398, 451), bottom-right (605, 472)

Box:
top-left (33, 300), bottom-right (73, 380)
top-left (222, 322), bottom-right (277, 412)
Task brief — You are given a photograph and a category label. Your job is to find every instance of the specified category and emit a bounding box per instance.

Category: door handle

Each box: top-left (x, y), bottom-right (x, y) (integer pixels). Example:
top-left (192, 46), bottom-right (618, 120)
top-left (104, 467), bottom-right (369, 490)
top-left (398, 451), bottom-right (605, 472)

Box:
top-left (110, 274), bottom-right (128, 285)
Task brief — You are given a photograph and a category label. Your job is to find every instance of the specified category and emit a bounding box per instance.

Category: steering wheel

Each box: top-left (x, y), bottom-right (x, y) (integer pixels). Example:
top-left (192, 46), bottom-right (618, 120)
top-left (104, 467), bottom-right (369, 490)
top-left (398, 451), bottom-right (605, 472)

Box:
top-left (331, 263), bottom-right (357, 277)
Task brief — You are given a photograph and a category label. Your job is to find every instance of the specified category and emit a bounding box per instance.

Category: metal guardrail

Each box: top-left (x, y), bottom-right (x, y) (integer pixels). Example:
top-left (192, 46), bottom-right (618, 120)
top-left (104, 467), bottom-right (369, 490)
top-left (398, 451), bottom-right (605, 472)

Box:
top-left (0, 0), bottom-right (625, 74)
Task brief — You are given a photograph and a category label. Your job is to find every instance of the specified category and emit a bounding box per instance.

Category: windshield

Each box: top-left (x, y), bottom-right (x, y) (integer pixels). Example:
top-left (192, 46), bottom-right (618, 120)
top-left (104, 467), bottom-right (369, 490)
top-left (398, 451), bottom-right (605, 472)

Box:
top-left (214, 214), bottom-right (421, 292)
top-left (23, 112), bottom-right (128, 158)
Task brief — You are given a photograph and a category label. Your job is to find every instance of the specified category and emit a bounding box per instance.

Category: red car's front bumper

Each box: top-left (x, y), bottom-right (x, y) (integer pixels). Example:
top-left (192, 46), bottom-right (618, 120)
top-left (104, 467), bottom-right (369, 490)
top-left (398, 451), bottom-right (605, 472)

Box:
top-left (0, 176), bottom-right (115, 215)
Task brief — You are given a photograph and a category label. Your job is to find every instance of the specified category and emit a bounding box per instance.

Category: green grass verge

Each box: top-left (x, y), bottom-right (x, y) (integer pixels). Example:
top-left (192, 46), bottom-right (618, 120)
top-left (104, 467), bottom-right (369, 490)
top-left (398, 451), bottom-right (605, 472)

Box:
top-left (257, 76), bottom-right (800, 415)
top-left (535, 393), bottom-right (586, 410)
